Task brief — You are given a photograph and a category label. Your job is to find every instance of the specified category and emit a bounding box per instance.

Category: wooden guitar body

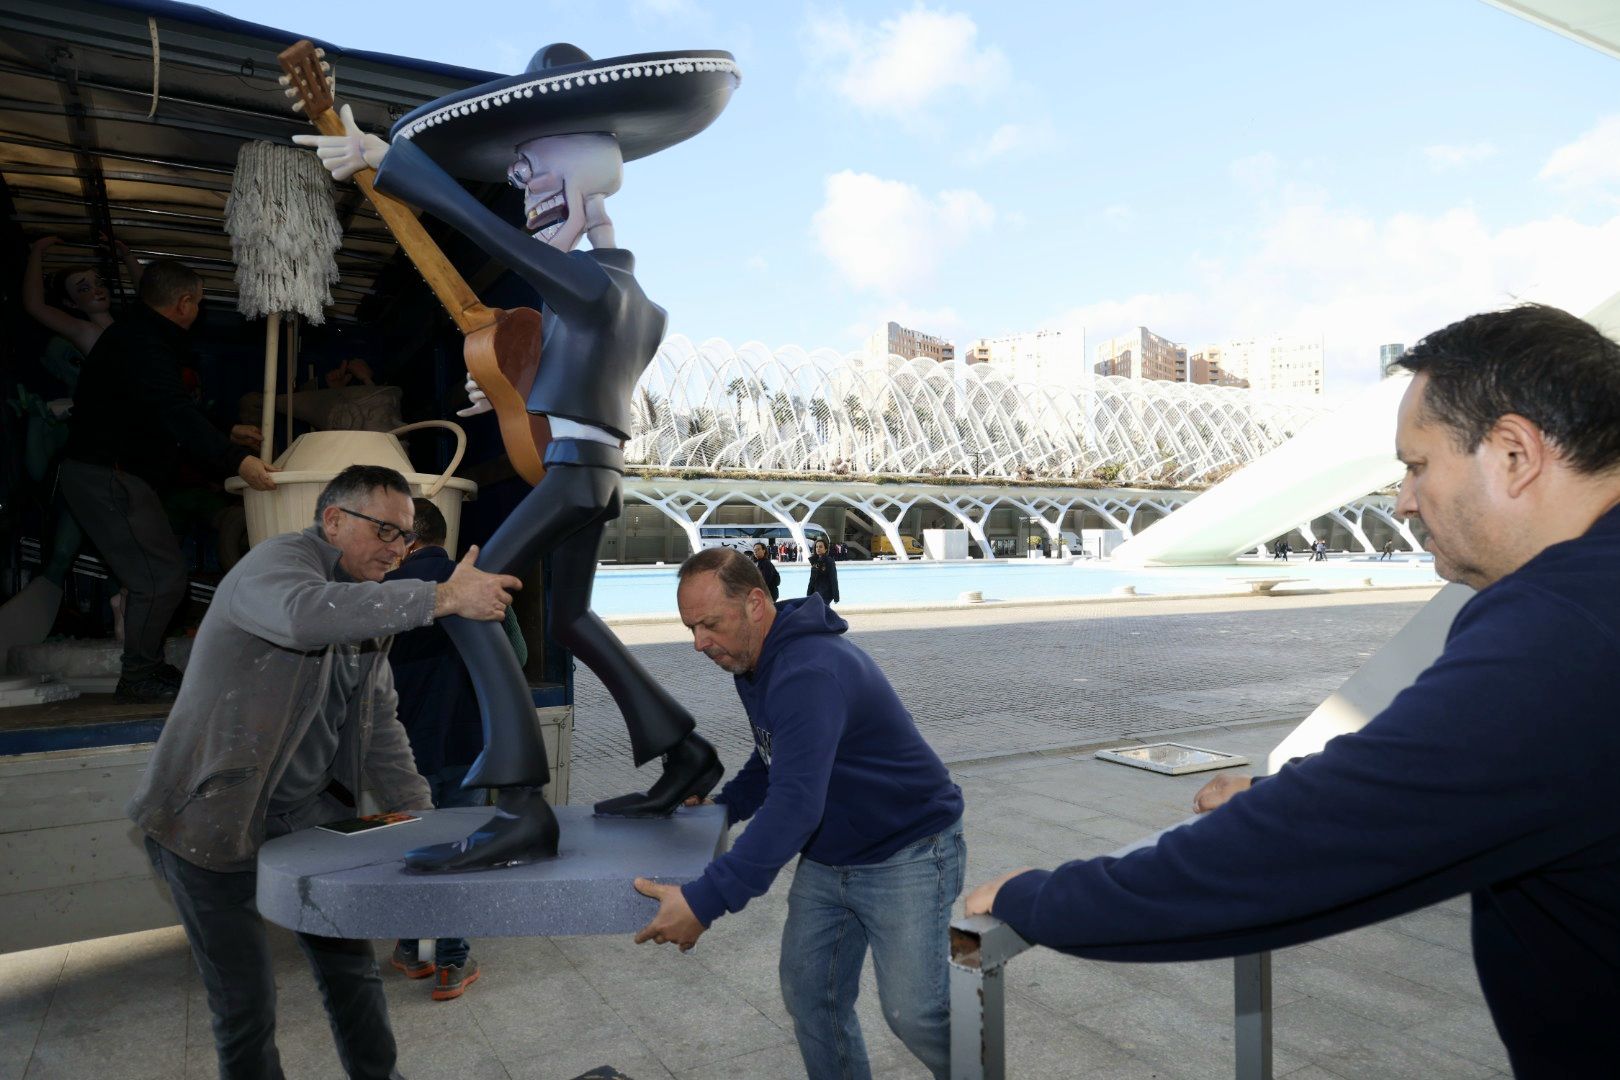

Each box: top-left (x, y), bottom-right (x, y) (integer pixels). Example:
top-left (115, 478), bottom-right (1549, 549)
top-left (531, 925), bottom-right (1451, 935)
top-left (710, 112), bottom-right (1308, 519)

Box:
top-left (464, 307), bottom-right (549, 484)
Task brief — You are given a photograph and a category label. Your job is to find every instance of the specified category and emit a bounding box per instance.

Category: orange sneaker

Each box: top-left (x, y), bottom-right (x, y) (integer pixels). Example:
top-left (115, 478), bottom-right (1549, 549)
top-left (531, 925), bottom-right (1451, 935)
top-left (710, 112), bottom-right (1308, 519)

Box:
top-left (430, 958), bottom-right (480, 1001)
top-left (389, 944), bottom-right (435, 980)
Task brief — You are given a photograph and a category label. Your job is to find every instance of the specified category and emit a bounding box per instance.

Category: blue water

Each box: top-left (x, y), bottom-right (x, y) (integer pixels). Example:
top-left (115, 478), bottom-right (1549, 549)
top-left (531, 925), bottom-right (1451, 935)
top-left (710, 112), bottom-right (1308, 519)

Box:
top-left (592, 556), bottom-right (1441, 617)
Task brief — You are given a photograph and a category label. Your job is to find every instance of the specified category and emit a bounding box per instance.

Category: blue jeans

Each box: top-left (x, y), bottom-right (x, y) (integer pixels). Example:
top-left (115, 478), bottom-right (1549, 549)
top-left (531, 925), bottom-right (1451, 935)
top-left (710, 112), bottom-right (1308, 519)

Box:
top-left (779, 817), bottom-right (965, 1080)
top-left (397, 764), bottom-right (484, 968)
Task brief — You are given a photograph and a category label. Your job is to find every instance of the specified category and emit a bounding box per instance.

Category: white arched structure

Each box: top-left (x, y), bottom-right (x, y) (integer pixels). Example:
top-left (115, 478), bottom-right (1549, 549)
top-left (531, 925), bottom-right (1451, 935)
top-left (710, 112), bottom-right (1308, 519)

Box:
top-left (1113, 374), bottom-right (1411, 566)
top-left (1115, 291), bottom-right (1620, 567)
top-left (627, 337), bottom-right (1326, 487)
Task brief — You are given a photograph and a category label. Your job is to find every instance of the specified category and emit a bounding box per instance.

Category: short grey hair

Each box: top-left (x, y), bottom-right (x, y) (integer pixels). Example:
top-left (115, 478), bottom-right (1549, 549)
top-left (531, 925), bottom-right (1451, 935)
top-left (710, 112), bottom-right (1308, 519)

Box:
top-left (313, 465), bottom-right (412, 525)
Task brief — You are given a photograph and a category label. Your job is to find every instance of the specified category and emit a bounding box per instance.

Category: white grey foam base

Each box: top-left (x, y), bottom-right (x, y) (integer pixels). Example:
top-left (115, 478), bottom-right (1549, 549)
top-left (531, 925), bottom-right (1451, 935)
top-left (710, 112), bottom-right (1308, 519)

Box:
top-left (256, 804), bottom-right (730, 939)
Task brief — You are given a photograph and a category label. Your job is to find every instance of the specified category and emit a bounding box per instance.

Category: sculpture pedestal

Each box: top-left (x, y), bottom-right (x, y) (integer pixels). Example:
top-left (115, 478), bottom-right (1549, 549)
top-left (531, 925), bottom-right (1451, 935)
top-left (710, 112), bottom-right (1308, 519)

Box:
top-left (256, 804), bottom-right (728, 939)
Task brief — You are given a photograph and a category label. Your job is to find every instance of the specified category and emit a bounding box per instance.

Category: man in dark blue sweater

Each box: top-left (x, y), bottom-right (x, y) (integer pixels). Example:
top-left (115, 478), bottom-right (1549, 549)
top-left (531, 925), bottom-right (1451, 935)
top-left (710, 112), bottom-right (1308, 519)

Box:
top-left (966, 304), bottom-right (1620, 1078)
top-left (635, 547), bottom-right (965, 1080)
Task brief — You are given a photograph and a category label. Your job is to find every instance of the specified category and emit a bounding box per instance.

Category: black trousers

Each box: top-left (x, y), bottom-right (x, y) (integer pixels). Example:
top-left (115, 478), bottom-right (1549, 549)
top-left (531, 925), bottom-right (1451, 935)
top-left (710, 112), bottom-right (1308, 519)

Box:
top-left (146, 837), bottom-right (402, 1080)
top-left (57, 460), bottom-right (186, 668)
top-left (446, 443), bottom-right (695, 789)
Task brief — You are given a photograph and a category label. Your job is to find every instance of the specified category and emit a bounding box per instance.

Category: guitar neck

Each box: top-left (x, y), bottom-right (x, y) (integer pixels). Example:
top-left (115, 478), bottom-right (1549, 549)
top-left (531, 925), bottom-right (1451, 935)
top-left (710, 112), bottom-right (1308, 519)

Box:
top-left (310, 107), bottom-right (493, 335)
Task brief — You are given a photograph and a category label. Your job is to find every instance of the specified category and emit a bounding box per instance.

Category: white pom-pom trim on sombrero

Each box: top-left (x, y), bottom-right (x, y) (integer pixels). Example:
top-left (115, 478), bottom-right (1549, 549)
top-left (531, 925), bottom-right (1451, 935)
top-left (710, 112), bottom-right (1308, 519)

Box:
top-left (398, 57), bottom-right (742, 141)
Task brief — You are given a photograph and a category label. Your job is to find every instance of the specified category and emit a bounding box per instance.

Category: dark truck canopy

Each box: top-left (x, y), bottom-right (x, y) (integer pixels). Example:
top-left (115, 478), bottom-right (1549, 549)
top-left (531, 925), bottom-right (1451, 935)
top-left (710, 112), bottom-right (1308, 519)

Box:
top-left (0, 0), bottom-right (501, 321)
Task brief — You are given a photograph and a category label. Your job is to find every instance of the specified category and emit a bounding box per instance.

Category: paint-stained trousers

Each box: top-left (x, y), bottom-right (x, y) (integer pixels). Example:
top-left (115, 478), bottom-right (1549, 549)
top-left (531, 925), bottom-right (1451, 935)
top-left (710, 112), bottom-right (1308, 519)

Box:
top-left (146, 837), bottom-right (404, 1080)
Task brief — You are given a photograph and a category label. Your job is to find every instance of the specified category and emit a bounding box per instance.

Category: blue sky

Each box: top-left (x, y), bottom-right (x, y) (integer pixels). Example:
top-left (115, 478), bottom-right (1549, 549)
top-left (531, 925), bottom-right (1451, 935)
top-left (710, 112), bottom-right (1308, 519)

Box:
top-left (210, 0), bottom-right (1620, 399)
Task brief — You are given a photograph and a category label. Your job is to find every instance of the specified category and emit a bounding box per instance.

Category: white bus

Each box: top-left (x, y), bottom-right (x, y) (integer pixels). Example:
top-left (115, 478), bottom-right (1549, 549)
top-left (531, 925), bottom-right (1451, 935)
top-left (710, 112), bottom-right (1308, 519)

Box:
top-left (697, 523), bottom-right (831, 556)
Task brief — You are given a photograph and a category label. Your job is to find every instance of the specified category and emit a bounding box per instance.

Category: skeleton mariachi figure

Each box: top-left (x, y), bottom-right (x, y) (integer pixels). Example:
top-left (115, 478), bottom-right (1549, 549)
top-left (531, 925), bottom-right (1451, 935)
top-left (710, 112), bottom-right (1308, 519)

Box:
top-left (296, 45), bottom-right (739, 872)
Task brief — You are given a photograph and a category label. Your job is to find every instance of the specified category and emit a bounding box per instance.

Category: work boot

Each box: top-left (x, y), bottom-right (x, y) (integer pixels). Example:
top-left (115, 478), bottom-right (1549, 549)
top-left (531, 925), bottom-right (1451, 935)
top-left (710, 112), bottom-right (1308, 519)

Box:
top-left (115, 661), bottom-right (183, 704)
top-left (593, 732), bottom-right (723, 819)
top-left (402, 787), bottom-right (559, 873)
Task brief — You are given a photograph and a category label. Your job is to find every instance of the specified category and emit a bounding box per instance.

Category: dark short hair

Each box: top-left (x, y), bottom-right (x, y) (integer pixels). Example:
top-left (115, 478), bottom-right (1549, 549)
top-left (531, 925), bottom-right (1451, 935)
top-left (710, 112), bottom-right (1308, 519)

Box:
top-left (411, 498), bottom-right (448, 546)
top-left (1397, 304), bottom-right (1620, 473)
top-left (138, 258), bottom-right (202, 309)
top-left (679, 546), bottom-right (767, 600)
top-left (313, 465), bottom-right (413, 525)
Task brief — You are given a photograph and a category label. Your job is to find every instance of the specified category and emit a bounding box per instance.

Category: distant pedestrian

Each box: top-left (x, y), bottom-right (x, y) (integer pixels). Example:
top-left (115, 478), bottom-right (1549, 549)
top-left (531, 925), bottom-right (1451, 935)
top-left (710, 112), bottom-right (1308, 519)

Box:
top-left (752, 541), bottom-right (781, 601)
top-left (1380, 540), bottom-right (1395, 561)
top-left (807, 538), bottom-right (840, 606)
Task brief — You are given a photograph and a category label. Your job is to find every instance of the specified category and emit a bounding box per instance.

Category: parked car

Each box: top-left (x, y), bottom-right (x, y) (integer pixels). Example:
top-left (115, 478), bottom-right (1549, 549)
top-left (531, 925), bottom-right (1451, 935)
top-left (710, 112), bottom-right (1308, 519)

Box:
top-left (872, 534), bottom-right (925, 558)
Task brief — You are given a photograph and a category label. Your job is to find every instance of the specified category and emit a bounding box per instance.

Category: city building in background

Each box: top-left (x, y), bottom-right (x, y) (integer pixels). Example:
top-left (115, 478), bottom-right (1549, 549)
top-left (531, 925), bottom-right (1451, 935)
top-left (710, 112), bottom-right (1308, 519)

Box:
top-left (1094, 326), bottom-right (1184, 381)
top-left (964, 329), bottom-right (1086, 387)
top-left (1181, 345), bottom-right (1249, 388)
top-left (1380, 342), bottom-right (1406, 378)
top-left (1212, 334), bottom-right (1325, 396)
top-left (865, 320), bottom-right (955, 365)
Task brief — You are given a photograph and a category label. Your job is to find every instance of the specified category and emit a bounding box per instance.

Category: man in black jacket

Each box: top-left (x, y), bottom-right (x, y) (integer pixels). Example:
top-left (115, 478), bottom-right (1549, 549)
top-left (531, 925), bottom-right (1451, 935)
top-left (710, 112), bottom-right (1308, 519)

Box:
top-left (58, 259), bottom-right (276, 702)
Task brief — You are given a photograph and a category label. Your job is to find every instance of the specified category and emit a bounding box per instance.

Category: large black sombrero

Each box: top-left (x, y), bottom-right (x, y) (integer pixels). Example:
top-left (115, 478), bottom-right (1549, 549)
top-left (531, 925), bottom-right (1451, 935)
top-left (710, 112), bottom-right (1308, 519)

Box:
top-left (391, 43), bottom-right (740, 182)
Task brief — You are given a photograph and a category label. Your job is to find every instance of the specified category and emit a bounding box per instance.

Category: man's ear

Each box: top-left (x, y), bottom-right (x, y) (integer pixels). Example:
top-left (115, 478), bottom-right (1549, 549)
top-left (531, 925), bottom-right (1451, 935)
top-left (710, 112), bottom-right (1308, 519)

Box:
top-left (1488, 413), bottom-right (1547, 498)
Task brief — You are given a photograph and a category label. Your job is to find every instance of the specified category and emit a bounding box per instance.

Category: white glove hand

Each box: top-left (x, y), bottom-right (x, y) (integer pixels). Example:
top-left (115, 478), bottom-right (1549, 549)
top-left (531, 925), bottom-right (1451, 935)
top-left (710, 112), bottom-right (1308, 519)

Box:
top-left (455, 373), bottom-right (493, 417)
top-left (291, 104), bottom-right (388, 181)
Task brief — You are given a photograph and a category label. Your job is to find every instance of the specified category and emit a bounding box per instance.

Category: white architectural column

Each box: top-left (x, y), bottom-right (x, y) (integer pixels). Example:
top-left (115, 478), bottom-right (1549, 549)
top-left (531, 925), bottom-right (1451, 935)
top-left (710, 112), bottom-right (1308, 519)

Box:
top-left (1328, 504), bottom-right (1375, 553)
top-left (735, 490), bottom-right (834, 555)
top-left (1004, 494), bottom-right (1081, 554)
top-left (829, 492), bottom-right (922, 561)
top-left (625, 486), bottom-right (732, 555)
top-left (1363, 502), bottom-right (1422, 551)
top-left (921, 493), bottom-right (1000, 561)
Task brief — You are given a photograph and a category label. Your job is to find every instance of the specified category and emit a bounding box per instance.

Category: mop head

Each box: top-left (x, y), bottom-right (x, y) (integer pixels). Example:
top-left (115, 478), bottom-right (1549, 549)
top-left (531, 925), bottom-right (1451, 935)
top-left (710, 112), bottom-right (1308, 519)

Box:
top-left (224, 140), bottom-right (342, 324)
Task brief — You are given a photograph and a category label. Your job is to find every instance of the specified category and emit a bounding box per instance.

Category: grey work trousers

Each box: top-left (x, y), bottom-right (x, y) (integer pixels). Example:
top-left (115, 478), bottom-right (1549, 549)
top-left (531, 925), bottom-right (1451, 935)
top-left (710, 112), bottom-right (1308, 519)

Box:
top-left (57, 460), bottom-right (186, 668)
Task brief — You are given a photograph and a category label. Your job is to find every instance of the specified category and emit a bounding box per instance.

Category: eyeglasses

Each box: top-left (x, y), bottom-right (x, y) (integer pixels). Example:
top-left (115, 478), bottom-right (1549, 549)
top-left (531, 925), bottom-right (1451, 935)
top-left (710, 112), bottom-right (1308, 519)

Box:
top-left (338, 507), bottom-right (417, 546)
top-left (506, 153), bottom-right (537, 189)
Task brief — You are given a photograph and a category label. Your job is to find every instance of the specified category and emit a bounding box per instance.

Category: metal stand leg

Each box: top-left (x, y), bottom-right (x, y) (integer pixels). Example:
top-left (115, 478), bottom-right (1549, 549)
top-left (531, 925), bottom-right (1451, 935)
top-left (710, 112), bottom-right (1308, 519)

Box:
top-left (949, 915), bottom-right (1032, 1080)
top-left (1234, 951), bottom-right (1273, 1080)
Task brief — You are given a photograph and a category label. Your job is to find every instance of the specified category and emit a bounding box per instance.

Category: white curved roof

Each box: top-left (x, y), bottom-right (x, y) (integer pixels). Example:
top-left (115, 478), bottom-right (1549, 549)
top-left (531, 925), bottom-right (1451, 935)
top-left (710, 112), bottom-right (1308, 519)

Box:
top-left (626, 336), bottom-right (1327, 486)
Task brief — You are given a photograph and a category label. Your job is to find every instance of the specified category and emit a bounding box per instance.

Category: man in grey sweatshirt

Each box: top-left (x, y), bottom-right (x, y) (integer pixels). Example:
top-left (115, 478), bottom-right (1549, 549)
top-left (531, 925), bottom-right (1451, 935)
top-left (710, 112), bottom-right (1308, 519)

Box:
top-left (128, 464), bottom-right (521, 1080)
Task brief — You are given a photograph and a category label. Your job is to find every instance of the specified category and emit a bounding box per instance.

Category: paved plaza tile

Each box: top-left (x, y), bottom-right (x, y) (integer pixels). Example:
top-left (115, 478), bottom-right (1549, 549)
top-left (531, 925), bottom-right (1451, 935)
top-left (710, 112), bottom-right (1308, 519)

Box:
top-left (1, 589), bottom-right (1514, 1078)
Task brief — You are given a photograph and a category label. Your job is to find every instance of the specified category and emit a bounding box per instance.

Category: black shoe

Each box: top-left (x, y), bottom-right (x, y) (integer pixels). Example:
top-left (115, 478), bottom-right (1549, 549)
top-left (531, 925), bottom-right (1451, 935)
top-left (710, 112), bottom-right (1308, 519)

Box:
top-left (593, 732), bottom-right (723, 819)
top-left (402, 788), bottom-right (559, 873)
top-left (115, 662), bottom-right (183, 704)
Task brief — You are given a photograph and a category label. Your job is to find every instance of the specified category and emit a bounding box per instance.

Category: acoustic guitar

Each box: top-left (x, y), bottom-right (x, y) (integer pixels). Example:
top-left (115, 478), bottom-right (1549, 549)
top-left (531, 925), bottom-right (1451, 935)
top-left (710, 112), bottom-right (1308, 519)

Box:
top-left (277, 40), bottom-right (549, 484)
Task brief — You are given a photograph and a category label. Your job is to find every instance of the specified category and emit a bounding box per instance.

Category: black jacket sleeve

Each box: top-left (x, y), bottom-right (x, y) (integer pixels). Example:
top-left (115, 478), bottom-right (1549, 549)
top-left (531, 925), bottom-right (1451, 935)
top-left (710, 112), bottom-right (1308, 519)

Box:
top-left (125, 330), bottom-right (250, 480)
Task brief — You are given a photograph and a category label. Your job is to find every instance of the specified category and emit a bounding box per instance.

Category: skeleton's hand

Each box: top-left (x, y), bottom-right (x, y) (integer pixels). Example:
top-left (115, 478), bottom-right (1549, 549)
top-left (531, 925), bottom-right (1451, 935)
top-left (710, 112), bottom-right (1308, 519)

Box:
top-left (291, 104), bottom-right (388, 181)
top-left (455, 373), bottom-right (493, 417)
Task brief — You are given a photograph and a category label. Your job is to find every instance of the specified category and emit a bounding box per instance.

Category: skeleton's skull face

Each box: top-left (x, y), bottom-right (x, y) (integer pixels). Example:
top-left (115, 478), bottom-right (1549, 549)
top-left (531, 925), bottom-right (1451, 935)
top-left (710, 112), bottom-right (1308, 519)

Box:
top-left (507, 132), bottom-right (623, 251)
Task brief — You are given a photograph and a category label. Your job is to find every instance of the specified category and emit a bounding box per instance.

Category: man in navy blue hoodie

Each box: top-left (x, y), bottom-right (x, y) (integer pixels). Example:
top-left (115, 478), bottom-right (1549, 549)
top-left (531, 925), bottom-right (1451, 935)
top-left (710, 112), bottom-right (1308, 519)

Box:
top-left (635, 547), bottom-right (965, 1080)
top-left (966, 303), bottom-right (1620, 1078)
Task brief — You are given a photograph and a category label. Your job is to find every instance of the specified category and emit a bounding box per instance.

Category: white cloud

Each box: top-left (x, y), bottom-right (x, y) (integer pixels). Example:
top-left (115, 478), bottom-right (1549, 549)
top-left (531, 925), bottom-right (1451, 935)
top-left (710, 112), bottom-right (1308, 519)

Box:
top-left (1423, 141), bottom-right (1497, 170)
top-left (805, 5), bottom-right (1008, 121)
top-left (1102, 204), bottom-right (1133, 228)
top-left (1229, 151), bottom-right (1279, 193)
top-left (745, 255), bottom-right (770, 273)
top-left (1045, 195), bottom-right (1620, 398)
top-left (1538, 115), bottom-right (1620, 192)
top-left (811, 170), bottom-right (995, 294)
top-left (964, 119), bottom-right (1058, 164)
